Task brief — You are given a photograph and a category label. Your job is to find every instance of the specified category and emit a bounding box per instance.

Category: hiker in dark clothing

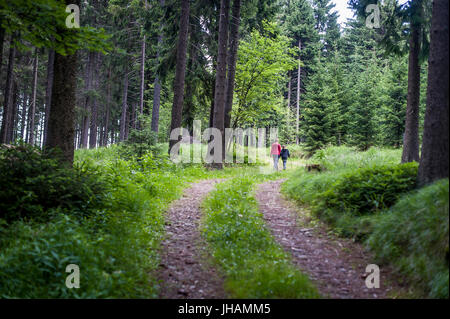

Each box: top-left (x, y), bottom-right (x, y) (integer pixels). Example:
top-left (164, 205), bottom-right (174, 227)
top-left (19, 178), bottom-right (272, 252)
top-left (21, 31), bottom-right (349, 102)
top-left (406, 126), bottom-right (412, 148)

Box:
top-left (280, 145), bottom-right (290, 170)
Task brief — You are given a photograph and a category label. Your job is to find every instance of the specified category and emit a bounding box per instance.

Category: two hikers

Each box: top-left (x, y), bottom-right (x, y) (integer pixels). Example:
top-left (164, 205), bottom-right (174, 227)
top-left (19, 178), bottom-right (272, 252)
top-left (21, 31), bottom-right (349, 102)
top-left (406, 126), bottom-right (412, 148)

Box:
top-left (270, 140), bottom-right (290, 170)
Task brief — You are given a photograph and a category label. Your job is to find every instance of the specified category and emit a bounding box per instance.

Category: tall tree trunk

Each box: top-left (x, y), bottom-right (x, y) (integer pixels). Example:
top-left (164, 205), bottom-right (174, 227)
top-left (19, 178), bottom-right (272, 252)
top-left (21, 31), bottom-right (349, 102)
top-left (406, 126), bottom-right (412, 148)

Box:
top-left (287, 71), bottom-right (292, 143)
top-left (223, 0), bottom-right (241, 131)
top-left (20, 91), bottom-right (28, 140)
top-left (212, 0), bottom-right (230, 168)
top-left (103, 66), bottom-right (111, 146)
top-left (28, 48), bottom-right (39, 146)
top-left (208, 84), bottom-right (215, 129)
top-left (0, 36), bottom-right (16, 144)
top-left (89, 52), bottom-right (101, 149)
top-left (81, 51), bottom-right (95, 148)
top-left (296, 39), bottom-right (301, 145)
top-left (139, 0), bottom-right (148, 129)
top-left (10, 80), bottom-right (18, 142)
top-left (418, 0), bottom-right (449, 186)
top-left (45, 0), bottom-right (79, 164)
top-left (287, 71), bottom-right (291, 110)
top-left (151, 72), bottom-right (162, 133)
top-left (151, 0), bottom-right (165, 133)
top-left (43, 49), bottom-right (55, 146)
top-left (119, 62), bottom-right (129, 141)
top-left (401, 17), bottom-right (421, 163)
top-left (131, 103), bottom-right (136, 130)
top-left (125, 105), bottom-right (131, 139)
top-left (168, 0), bottom-right (190, 153)
top-left (0, 26), bottom-right (5, 73)
top-left (183, 30), bottom-right (196, 132)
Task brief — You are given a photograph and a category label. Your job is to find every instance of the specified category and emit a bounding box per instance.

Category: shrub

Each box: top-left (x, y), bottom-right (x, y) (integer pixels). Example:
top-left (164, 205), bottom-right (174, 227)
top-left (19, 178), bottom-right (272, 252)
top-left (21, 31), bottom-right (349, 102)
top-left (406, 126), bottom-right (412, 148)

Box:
top-left (366, 179), bottom-right (449, 298)
top-left (0, 213), bottom-right (112, 298)
top-left (118, 115), bottom-right (162, 160)
top-left (283, 148), bottom-right (418, 240)
top-left (0, 143), bottom-right (106, 223)
top-left (318, 162), bottom-right (418, 215)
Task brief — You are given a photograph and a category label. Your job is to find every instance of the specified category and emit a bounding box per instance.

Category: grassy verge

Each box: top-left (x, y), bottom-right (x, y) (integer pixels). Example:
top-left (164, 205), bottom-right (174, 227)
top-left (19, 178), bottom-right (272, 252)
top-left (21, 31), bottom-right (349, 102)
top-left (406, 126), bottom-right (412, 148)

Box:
top-left (201, 175), bottom-right (319, 298)
top-left (0, 144), bottom-right (263, 298)
top-left (282, 145), bottom-right (449, 298)
top-left (367, 179), bottom-right (449, 298)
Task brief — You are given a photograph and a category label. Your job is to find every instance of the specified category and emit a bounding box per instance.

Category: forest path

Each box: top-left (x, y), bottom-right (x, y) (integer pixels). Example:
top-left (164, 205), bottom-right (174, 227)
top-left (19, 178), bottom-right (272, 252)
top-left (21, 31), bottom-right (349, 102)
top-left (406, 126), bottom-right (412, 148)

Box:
top-left (255, 179), bottom-right (398, 299)
top-left (158, 179), bottom-right (227, 299)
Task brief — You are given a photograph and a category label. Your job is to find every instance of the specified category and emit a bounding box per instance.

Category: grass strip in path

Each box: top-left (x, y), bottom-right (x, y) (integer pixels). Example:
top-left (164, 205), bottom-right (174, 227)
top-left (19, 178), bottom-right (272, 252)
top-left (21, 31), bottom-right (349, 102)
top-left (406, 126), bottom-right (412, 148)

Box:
top-left (201, 176), bottom-right (319, 298)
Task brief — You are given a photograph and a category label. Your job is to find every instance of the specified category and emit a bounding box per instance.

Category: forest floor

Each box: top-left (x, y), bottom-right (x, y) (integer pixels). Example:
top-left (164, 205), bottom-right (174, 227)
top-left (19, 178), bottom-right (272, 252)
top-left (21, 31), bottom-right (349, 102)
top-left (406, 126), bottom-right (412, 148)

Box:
top-left (255, 179), bottom-right (402, 299)
top-left (158, 179), bottom-right (227, 299)
top-left (158, 170), bottom-right (404, 299)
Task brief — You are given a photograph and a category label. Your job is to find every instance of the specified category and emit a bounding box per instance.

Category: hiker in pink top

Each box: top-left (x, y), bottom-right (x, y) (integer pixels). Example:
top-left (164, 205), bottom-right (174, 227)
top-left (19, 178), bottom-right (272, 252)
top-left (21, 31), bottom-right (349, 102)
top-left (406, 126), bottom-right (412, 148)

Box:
top-left (270, 139), bottom-right (281, 170)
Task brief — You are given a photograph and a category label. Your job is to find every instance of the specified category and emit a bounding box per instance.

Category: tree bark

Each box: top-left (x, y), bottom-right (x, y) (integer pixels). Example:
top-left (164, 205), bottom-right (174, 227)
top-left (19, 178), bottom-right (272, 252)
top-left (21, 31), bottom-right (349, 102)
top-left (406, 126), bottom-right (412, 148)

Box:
top-left (20, 91), bottom-right (28, 140)
top-left (89, 52), bottom-right (101, 148)
top-left (139, 1), bottom-right (148, 129)
top-left (208, 83), bottom-right (215, 129)
top-left (43, 49), bottom-right (55, 146)
top-left (45, 0), bottom-right (79, 164)
top-left (10, 80), bottom-right (18, 142)
top-left (151, 72), bottom-right (161, 133)
top-left (223, 0), bottom-right (241, 131)
top-left (212, 0), bottom-right (230, 168)
top-left (287, 71), bottom-right (291, 110)
top-left (103, 66), bottom-right (111, 146)
top-left (151, 0), bottom-right (165, 132)
top-left (120, 62), bottom-right (129, 141)
top-left (81, 51), bottom-right (95, 148)
top-left (0, 35), bottom-right (16, 144)
top-left (131, 103), bottom-right (136, 130)
top-left (401, 18), bottom-right (421, 163)
top-left (296, 39), bottom-right (301, 145)
top-left (28, 48), bottom-right (39, 146)
top-left (418, 0), bottom-right (449, 186)
top-left (46, 46), bottom-right (78, 164)
top-left (168, 0), bottom-right (190, 153)
top-left (0, 26), bottom-right (5, 76)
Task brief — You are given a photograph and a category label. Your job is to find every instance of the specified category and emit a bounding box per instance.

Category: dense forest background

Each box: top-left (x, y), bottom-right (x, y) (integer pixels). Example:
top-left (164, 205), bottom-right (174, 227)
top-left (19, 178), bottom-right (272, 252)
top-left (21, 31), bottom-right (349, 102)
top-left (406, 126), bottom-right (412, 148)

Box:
top-left (0, 0), bottom-right (448, 300)
top-left (0, 0), bottom-right (440, 157)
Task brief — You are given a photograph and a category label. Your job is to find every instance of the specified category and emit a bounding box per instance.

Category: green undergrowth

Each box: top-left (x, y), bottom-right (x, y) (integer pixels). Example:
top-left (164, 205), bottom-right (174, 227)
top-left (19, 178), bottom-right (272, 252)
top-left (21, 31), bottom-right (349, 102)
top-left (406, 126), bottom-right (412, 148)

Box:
top-left (282, 145), bottom-right (449, 298)
top-left (0, 144), bottom-right (262, 298)
top-left (202, 175), bottom-right (320, 298)
top-left (282, 146), bottom-right (416, 240)
top-left (367, 179), bottom-right (449, 298)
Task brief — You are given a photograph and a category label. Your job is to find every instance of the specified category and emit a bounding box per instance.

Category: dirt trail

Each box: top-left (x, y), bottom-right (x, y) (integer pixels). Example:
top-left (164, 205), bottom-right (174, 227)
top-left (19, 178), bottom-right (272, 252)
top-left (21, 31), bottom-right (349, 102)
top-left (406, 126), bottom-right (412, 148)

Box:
top-left (255, 179), bottom-right (398, 299)
top-left (158, 179), bottom-right (226, 299)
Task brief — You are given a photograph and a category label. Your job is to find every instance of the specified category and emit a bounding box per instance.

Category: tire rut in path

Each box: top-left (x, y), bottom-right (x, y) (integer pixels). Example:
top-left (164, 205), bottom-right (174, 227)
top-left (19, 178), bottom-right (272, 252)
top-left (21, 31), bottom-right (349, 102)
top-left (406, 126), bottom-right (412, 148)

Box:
top-left (255, 179), bottom-right (397, 299)
top-left (158, 179), bottom-right (226, 299)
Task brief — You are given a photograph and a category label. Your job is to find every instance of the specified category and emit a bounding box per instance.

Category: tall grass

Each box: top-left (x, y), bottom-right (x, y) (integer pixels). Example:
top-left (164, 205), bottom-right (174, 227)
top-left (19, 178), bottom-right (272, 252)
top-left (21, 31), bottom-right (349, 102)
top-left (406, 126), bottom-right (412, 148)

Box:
top-left (0, 145), bottom-right (263, 298)
top-left (282, 145), bottom-right (449, 298)
top-left (367, 179), bottom-right (449, 298)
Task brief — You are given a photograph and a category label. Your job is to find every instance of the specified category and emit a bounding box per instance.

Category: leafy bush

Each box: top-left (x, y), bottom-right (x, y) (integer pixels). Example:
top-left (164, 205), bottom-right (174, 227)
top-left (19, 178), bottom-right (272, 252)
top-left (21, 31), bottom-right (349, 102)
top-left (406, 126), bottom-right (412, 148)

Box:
top-left (318, 162), bottom-right (418, 215)
top-left (118, 116), bottom-right (162, 160)
top-left (0, 213), bottom-right (114, 298)
top-left (284, 146), bottom-right (448, 297)
top-left (0, 144), bottom-right (106, 223)
top-left (283, 147), bottom-right (418, 240)
top-left (366, 179), bottom-right (449, 298)
top-left (0, 144), bottom-right (255, 298)
top-left (202, 176), bottom-right (319, 298)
